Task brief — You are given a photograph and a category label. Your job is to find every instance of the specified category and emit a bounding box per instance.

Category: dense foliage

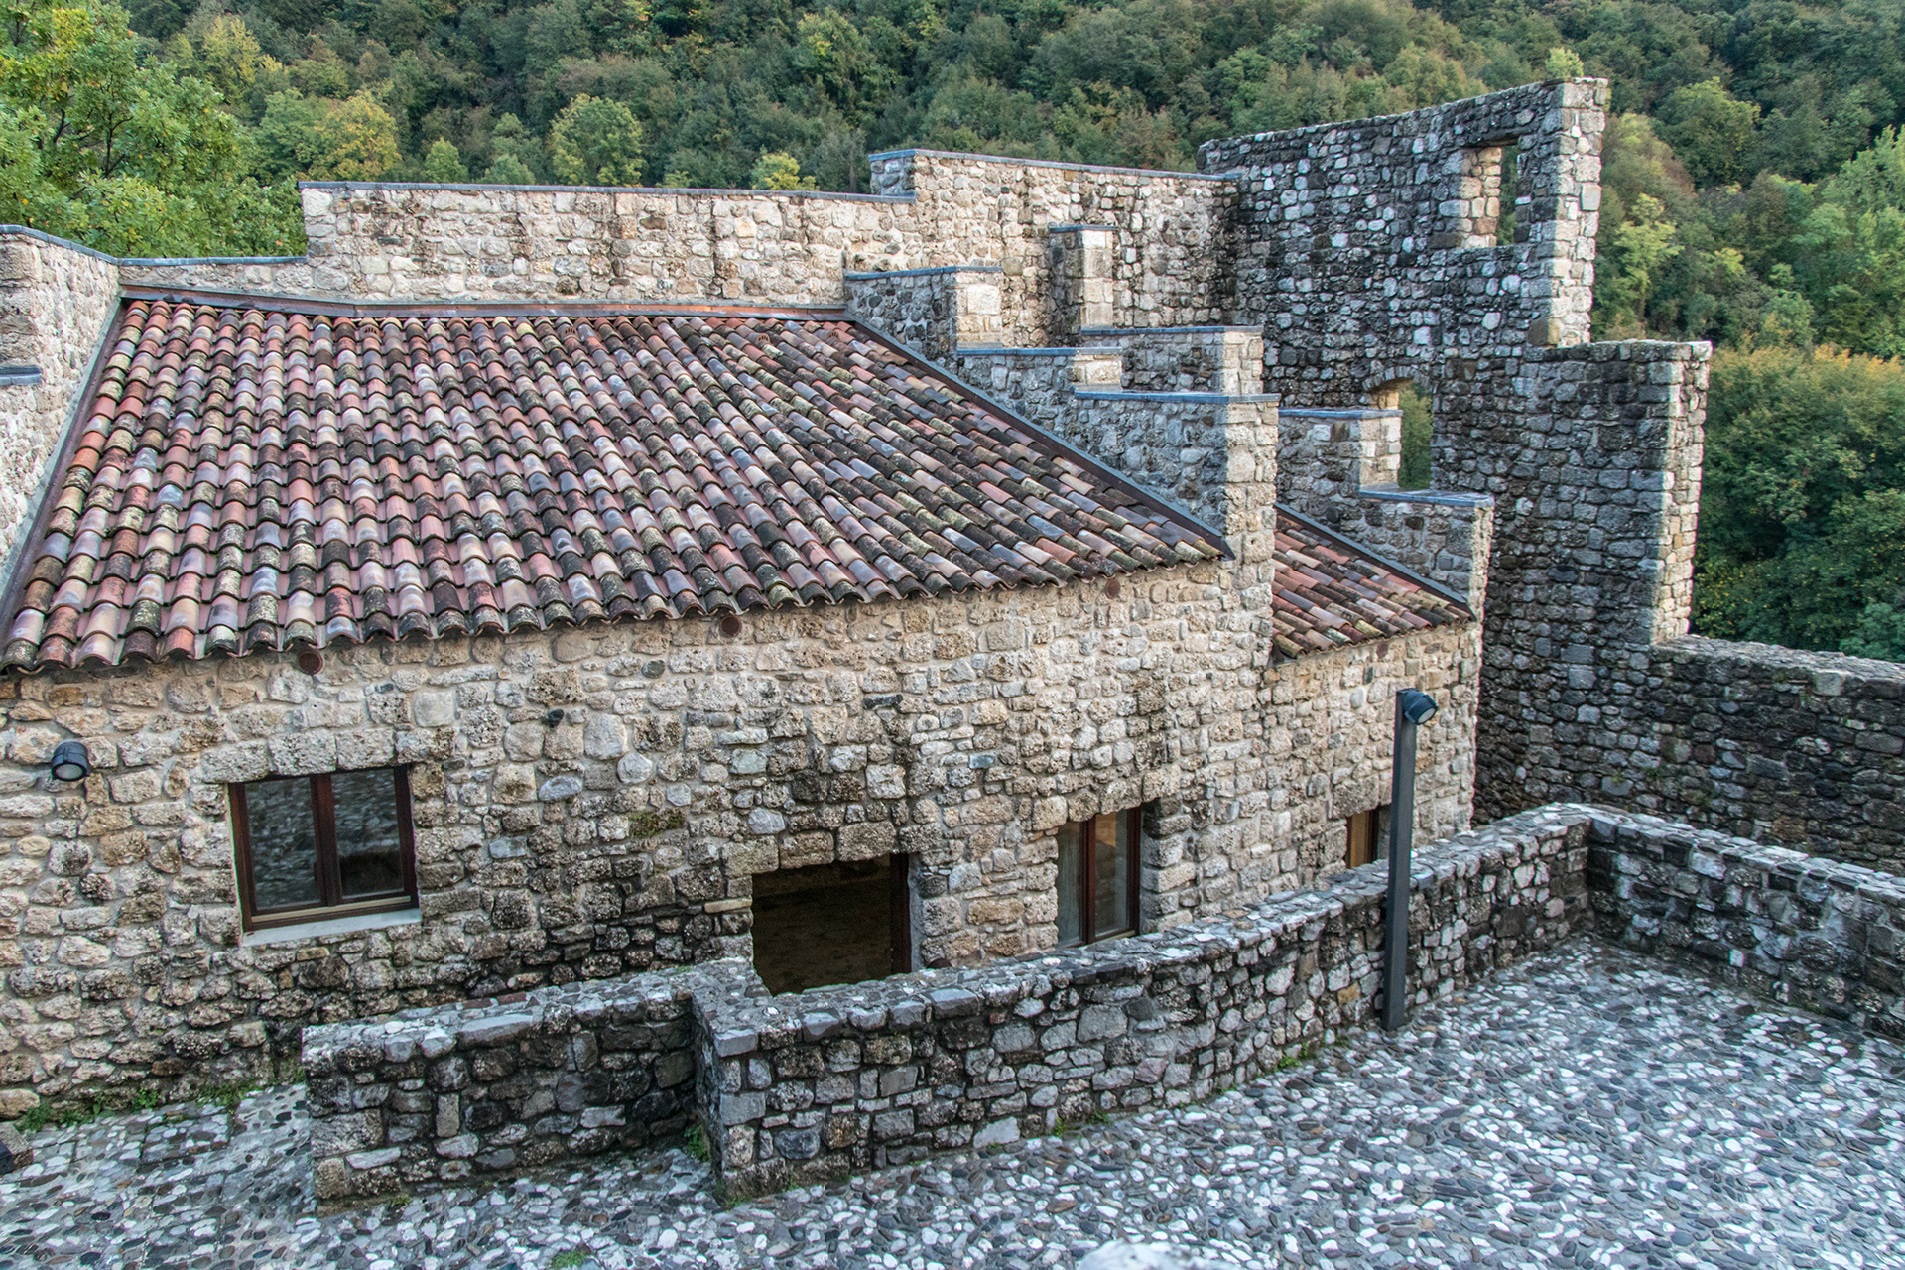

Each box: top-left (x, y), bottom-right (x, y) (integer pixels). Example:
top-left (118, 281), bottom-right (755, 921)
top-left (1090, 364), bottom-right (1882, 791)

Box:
top-left (5, 0), bottom-right (1905, 657)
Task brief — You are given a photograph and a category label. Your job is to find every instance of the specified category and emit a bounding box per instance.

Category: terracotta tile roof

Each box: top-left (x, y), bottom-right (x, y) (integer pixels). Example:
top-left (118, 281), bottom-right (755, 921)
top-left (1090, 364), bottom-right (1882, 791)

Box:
top-left (1, 295), bottom-right (1465, 671)
top-left (3, 298), bottom-right (1224, 670)
top-left (1269, 512), bottom-right (1470, 658)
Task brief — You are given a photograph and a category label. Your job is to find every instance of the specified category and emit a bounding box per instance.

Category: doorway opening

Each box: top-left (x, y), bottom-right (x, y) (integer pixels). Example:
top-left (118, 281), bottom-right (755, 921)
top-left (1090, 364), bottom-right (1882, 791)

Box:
top-left (750, 855), bottom-right (912, 994)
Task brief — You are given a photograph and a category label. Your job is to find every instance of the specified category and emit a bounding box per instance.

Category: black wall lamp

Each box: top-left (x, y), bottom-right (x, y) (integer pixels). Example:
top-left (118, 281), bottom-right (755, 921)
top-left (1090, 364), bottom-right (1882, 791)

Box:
top-left (49, 741), bottom-right (92, 783)
top-left (1382, 688), bottom-right (1438, 1031)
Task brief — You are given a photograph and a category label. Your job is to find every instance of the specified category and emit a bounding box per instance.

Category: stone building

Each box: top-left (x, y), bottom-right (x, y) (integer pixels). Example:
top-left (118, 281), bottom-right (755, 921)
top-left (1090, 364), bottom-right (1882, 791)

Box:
top-left (0, 75), bottom-right (1897, 1126)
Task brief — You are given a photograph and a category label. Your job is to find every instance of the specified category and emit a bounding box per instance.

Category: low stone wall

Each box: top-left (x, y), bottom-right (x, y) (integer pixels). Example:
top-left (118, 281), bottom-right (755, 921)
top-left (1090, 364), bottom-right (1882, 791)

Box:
top-left (301, 966), bottom-right (720, 1202)
top-left (1627, 639), bottom-right (1904, 874)
top-left (1589, 809), bottom-right (1905, 1039)
top-left (697, 805), bottom-right (1591, 1196)
top-left (301, 803), bottom-right (1905, 1203)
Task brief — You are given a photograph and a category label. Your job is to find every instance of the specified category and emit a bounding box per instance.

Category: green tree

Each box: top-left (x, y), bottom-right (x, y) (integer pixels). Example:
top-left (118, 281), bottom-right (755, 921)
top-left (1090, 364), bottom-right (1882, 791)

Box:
top-left (547, 94), bottom-right (644, 185)
top-left (749, 151), bottom-right (815, 190)
top-left (423, 137), bottom-right (469, 181)
top-left (1656, 79), bottom-right (1759, 186)
top-left (0, 0), bottom-right (298, 254)
top-left (1694, 346), bottom-right (1905, 660)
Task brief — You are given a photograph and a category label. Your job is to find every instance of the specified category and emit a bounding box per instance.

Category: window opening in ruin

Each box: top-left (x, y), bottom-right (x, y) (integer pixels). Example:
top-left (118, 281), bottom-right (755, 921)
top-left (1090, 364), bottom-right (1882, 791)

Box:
top-left (230, 768), bottom-right (418, 930)
top-left (1495, 143), bottom-right (1528, 244)
top-left (1057, 808), bottom-right (1141, 948)
top-left (1345, 806), bottom-right (1391, 868)
top-left (1456, 140), bottom-right (1527, 248)
top-left (1373, 380), bottom-right (1434, 490)
top-left (1398, 384), bottom-right (1434, 489)
top-left (751, 855), bottom-right (912, 994)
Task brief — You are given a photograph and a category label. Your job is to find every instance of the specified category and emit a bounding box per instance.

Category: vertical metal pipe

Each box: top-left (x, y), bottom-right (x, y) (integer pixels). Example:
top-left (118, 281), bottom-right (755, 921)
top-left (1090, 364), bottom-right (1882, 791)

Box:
top-left (1382, 695), bottom-right (1420, 1032)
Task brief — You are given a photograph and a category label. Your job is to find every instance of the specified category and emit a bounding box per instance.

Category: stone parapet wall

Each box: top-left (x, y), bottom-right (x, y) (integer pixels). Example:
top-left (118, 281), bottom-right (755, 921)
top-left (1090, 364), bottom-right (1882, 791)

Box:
top-left (843, 266), bottom-right (1004, 359)
top-left (1075, 326), bottom-right (1265, 394)
top-left (300, 801), bottom-right (1905, 1201)
top-left (697, 802), bottom-right (1593, 1197)
top-left (297, 157), bottom-right (1237, 342)
top-left (1276, 407), bottom-right (1403, 508)
top-left (1589, 808), bottom-right (1905, 1038)
top-left (306, 803), bottom-right (1595, 1201)
top-left (302, 963), bottom-right (717, 1201)
top-left (1556, 640), bottom-right (1905, 875)
top-left (1330, 491), bottom-right (1495, 606)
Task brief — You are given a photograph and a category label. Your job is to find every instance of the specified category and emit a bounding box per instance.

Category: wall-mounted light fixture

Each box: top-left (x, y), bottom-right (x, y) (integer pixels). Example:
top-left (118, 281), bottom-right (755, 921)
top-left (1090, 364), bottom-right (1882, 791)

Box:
top-left (49, 740), bottom-right (92, 783)
top-left (1382, 688), bottom-right (1439, 1031)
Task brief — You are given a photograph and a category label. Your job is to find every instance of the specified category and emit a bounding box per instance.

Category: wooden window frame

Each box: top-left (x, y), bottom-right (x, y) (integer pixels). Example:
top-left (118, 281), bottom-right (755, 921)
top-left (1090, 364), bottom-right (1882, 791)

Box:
top-left (230, 767), bottom-right (419, 932)
top-left (1060, 806), bottom-right (1143, 949)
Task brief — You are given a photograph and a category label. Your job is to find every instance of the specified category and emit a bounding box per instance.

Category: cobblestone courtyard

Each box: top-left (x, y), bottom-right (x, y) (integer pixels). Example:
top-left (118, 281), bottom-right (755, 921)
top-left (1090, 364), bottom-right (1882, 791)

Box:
top-left (2, 943), bottom-right (1899, 1270)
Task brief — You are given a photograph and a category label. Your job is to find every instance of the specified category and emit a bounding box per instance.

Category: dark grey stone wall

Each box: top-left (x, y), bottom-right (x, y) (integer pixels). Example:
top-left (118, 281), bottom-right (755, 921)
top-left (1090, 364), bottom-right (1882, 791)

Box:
top-left (1590, 808), bottom-right (1905, 1038)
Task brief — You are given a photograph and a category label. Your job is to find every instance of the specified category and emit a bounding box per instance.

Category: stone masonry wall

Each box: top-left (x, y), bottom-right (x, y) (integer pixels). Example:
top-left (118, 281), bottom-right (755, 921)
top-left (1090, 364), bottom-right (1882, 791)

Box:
top-left (1203, 79), bottom-right (1608, 403)
top-left (293, 156), bottom-right (1238, 345)
top-left (0, 231), bottom-right (120, 573)
top-left (1569, 641), bottom-right (1905, 874)
top-left (303, 801), bottom-right (1904, 1201)
top-left (306, 802), bottom-right (1594, 1201)
top-left (300, 962), bottom-right (713, 1200)
top-left (0, 564), bottom-right (1479, 1118)
top-left (1590, 808), bottom-right (1905, 1039)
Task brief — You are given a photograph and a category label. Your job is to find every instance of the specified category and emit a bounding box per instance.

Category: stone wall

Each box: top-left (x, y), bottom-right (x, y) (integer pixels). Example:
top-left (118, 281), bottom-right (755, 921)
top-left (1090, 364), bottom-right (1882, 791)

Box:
top-left (301, 963), bottom-right (712, 1200)
top-left (302, 801), bottom-right (1905, 1202)
top-left (0, 231), bottom-right (120, 573)
top-left (1331, 490), bottom-right (1496, 605)
top-left (0, 564), bottom-right (1479, 1116)
top-left (1590, 808), bottom-right (1905, 1039)
top-left (295, 156), bottom-right (1238, 343)
top-left (306, 802), bottom-right (1594, 1201)
top-left (1203, 79), bottom-right (1607, 402)
top-left (1566, 641), bottom-right (1905, 874)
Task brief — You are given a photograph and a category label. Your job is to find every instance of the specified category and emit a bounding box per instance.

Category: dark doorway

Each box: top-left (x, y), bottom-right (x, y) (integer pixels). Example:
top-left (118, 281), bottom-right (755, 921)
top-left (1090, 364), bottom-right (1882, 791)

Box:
top-left (750, 855), bottom-right (911, 994)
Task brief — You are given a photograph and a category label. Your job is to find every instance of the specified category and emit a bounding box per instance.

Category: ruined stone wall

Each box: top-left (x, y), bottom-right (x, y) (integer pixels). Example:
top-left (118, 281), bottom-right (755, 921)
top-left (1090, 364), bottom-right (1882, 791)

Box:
top-left (0, 565), bottom-right (1477, 1116)
top-left (1203, 79), bottom-right (1607, 405)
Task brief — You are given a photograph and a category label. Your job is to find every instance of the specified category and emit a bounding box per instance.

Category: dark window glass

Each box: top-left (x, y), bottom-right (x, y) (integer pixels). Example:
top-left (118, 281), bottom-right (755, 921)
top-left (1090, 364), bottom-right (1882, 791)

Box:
top-left (333, 768), bottom-right (406, 899)
top-left (1057, 823), bottom-right (1084, 948)
top-left (1057, 808), bottom-right (1140, 949)
top-left (245, 777), bottom-right (321, 911)
top-left (232, 768), bottom-right (416, 929)
top-left (1092, 811), bottom-right (1132, 940)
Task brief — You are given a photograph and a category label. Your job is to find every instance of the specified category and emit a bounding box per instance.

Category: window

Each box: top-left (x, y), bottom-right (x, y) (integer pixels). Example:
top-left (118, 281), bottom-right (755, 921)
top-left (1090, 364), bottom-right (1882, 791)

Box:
top-left (750, 855), bottom-right (912, 994)
top-left (1450, 141), bottom-right (1528, 248)
top-left (231, 768), bottom-right (418, 930)
top-left (1057, 808), bottom-right (1141, 948)
top-left (1346, 806), bottom-right (1389, 869)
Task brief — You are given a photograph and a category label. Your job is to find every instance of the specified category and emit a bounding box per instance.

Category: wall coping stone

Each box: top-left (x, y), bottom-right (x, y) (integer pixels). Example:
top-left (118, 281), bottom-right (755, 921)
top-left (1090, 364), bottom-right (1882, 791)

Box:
top-left (1357, 487), bottom-right (1497, 509)
top-left (1075, 390), bottom-right (1281, 405)
top-left (867, 150), bottom-right (1242, 182)
top-left (844, 265), bottom-right (1005, 279)
top-left (1, 224), bottom-right (305, 267)
top-left (295, 181), bottom-right (915, 203)
top-left (1078, 325), bottom-right (1263, 336)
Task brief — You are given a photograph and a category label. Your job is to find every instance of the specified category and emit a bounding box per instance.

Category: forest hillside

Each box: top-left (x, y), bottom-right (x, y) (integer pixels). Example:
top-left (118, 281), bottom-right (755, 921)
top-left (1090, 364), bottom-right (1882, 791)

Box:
top-left (4, 0), bottom-right (1904, 659)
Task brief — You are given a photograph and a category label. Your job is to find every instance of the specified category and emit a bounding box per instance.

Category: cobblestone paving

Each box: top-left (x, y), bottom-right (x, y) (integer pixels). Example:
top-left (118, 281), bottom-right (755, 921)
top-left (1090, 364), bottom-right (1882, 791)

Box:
top-left (2, 943), bottom-right (1900, 1270)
